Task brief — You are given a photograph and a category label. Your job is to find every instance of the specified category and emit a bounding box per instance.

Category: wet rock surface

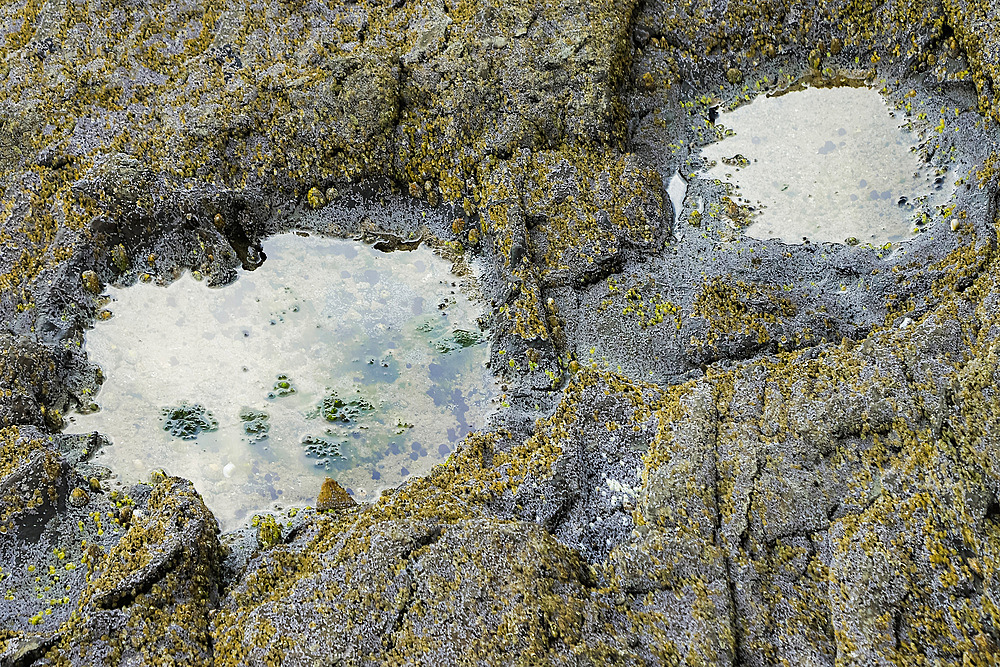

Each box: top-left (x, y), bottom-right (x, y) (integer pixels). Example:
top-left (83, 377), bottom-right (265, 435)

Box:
top-left (1, 0), bottom-right (1000, 665)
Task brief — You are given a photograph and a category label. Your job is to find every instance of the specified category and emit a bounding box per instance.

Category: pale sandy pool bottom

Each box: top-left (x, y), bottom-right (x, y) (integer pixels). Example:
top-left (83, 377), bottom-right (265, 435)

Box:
top-left (69, 233), bottom-right (496, 530)
top-left (700, 85), bottom-right (956, 245)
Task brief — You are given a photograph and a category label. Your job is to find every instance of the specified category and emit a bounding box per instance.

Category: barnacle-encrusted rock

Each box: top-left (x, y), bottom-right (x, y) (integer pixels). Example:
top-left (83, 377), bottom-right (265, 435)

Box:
top-left (110, 244), bottom-right (130, 273)
top-left (68, 487), bottom-right (89, 508)
top-left (48, 476), bottom-right (224, 665)
top-left (1, 0), bottom-right (1000, 664)
top-left (80, 270), bottom-right (100, 295)
top-left (316, 477), bottom-right (356, 512)
top-left (306, 186), bottom-right (326, 209)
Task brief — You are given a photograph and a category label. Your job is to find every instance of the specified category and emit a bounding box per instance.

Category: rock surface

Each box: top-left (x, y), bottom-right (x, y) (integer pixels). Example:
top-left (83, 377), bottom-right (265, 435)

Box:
top-left (1, 0), bottom-right (999, 665)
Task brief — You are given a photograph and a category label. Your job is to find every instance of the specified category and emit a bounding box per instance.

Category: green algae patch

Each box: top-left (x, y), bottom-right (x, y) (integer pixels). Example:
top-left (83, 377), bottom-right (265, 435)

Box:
top-left (160, 402), bottom-right (219, 440)
top-left (68, 233), bottom-right (495, 530)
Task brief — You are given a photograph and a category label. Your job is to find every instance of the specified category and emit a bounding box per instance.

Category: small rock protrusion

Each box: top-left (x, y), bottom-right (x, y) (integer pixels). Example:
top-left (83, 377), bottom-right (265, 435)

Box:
top-left (808, 48), bottom-right (822, 69)
top-left (111, 244), bottom-right (129, 273)
top-left (307, 187), bottom-right (326, 209)
top-left (255, 514), bottom-right (282, 550)
top-left (69, 487), bottom-right (90, 508)
top-left (81, 270), bottom-right (101, 294)
top-left (317, 477), bottom-right (356, 512)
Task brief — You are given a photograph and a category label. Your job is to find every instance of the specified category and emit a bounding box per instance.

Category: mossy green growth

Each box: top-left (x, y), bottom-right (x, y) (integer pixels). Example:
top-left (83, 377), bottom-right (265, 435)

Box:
top-left (239, 408), bottom-right (270, 443)
top-left (451, 328), bottom-right (485, 349)
top-left (313, 392), bottom-right (374, 424)
top-left (159, 402), bottom-right (218, 440)
top-left (253, 514), bottom-right (282, 550)
top-left (266, 374), bottom-right (296, 399)
top-left (417, 316), bottom-right (485, 352)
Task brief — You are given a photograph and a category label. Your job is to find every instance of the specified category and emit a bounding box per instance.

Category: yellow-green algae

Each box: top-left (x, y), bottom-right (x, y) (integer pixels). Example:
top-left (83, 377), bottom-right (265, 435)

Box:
top-left (0, 0), bottom-right (996, 342)
top-left (1, 0), bottom-right (1000, 663)
top-left (0, 426), bottom-right (56, 536)
top-left (633, 228), bottom-right (1000, 662)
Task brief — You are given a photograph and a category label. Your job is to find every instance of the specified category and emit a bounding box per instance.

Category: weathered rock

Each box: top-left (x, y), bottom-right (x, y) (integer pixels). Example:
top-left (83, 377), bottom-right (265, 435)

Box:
top-left (0, 428), bottom-right (121, 653)
top-left (316, 477), bottom-right (357, 512)
top-left (45, 477), bottom-right (223, 665)
top-left (1, 0), bottom-right (1000, 665)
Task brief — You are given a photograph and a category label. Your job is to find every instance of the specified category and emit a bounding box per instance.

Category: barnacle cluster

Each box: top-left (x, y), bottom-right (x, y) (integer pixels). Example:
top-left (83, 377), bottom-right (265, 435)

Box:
top-left (1, 0), bottom-right (1000, 663)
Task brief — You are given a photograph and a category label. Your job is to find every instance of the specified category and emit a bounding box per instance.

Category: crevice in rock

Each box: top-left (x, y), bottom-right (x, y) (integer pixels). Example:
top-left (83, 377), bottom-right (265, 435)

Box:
top-left (985, 500), bottom-right (1000, 525)
top-left (706, 389), bottom-right (741, 666)
top-left (92, 532), bottom-right (185, 609)
top-left (0, 633), bottom-right (61, 667)
top-left (382, 524), bottom-right (445, 653)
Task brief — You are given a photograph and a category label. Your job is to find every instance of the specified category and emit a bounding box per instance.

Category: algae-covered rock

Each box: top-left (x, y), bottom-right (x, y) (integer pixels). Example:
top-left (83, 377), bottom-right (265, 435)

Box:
top-left (0, 429), bottom-right (211, 663)
top-left (254, 514), bottom-right (283, 550)
top-left (42, 476), bottom-right (224, 665)
top-left (1, 0), bottom-right (1000, 664)
top-left (316, 477), bottom-right (356, 512)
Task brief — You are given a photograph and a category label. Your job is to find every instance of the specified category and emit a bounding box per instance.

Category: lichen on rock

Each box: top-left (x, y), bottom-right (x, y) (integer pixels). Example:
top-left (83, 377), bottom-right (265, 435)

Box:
top-left (1, 0), bottom-right (1000, 664)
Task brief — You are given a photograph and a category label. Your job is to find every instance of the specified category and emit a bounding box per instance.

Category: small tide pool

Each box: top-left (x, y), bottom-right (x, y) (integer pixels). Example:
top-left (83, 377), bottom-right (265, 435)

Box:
top-left (68, 233), bottom-right (496, 530)
top-left (700, 84), bottom-right (955, 245)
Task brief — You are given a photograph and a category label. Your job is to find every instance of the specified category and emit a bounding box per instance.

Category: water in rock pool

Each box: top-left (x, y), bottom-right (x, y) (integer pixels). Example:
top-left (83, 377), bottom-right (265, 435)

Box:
top-left (68, 233), bottom-right (496, 530)
top-left (700, 85), bottom-right (955, 245)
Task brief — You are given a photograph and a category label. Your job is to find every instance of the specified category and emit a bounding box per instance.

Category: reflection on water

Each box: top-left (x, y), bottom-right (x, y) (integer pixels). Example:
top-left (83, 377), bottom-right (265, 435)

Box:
top-left (701, 86), bottom-right (954, 245)
top-left (69, 233), bottom-right (495, 530)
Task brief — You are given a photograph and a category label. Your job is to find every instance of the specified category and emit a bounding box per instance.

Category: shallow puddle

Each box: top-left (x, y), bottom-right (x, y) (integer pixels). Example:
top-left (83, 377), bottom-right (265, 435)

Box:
top-left (701, 85), bottom-right (953, 245)
top-left (667, 171), bottom-right (688, 228)
top-left (68, 233), bottom-right (496, 530)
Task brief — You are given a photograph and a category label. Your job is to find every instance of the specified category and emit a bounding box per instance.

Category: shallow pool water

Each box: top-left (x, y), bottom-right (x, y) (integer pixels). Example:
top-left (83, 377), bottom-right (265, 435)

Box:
top-left (68, 233), bottom-right (496, 530)
top-left (700, 85), bottom-right (953, 245)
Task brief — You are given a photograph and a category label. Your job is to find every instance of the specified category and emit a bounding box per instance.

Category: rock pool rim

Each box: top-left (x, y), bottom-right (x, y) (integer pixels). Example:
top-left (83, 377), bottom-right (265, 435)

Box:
top-left (99, 226), bottom-right (477, 293)
top-left (766, 71), bottom-right (876, 100)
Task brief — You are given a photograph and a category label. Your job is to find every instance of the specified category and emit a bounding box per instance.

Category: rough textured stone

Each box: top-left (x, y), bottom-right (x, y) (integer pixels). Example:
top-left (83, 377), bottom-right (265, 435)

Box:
top-left (1, 0), bottom-right (1000, 665)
